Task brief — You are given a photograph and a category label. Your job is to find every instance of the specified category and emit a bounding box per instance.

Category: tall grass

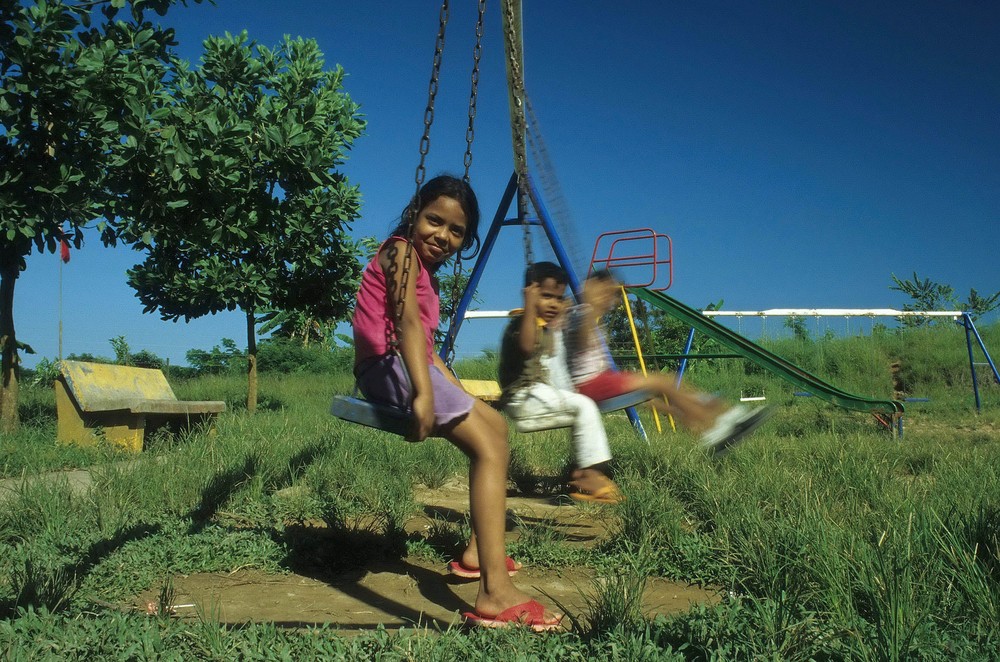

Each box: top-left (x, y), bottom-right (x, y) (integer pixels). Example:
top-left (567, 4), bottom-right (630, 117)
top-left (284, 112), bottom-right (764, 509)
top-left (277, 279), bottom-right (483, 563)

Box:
top-left (1, 324), bottom-right (998, 656)
top-left (687, 320), bottom-right (1000, 419)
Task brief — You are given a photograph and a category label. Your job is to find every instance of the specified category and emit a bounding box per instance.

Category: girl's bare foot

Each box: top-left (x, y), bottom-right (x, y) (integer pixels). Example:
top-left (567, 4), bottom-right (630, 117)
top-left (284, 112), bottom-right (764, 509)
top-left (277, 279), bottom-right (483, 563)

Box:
top-left (456, 547), bottom-right (522, 575)
top-left (471, 584), bottom-right (562, 628)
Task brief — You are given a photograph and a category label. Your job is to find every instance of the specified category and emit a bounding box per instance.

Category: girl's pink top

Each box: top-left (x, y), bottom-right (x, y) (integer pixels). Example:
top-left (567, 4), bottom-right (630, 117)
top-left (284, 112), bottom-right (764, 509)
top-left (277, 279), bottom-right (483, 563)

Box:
top-left (353, 237), bottom-right (439, 365)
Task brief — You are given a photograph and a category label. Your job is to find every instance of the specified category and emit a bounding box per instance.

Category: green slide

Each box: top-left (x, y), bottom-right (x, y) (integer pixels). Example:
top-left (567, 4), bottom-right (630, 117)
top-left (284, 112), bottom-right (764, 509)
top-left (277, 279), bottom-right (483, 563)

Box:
top-left (628, 287), bottom-right (904, 418)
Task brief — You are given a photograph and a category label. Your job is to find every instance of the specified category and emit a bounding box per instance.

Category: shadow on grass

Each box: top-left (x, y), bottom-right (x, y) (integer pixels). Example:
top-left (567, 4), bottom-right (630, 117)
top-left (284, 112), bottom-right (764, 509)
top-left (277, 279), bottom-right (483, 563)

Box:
top-left (18, 400), bottom-right (57, 428)
top-left (0, 521), bottom-right (163, 618)
top-left (188, 456), bottom-right (259, 531)
top-left (277, 522), bottom-right (469, 630)
top-left (224, 395), bottom-right (285, 413)
top-left (423, 504), bottom-right (521, 533)
top-left (281, 442), bottom-right (325, 488)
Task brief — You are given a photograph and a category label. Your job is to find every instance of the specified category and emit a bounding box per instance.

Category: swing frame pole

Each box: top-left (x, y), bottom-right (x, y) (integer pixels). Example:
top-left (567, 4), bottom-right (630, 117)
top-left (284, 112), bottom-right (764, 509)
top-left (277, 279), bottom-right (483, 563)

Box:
top-left (442, 1), bottom-right (651, 436)
top-left (960, 312), bottom-right (1000, 414)
top-left (438, 173), bottom-right (517, 363)
top-left (441, 171), bottom-right (649, 440)
top-left (524, 176), bottom-right (582, 295)
top-left (527, 175), bottom-right (647, 437)
top-left (964, 314), bottom-right (983, 413)
top-left (676, 327), bottom-right (696, 387)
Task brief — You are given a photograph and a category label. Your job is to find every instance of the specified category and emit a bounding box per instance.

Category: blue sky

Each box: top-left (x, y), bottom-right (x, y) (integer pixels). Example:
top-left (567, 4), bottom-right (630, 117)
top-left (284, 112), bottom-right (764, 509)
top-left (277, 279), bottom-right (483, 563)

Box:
top-left (18, 1), bottom-right (1000, 368)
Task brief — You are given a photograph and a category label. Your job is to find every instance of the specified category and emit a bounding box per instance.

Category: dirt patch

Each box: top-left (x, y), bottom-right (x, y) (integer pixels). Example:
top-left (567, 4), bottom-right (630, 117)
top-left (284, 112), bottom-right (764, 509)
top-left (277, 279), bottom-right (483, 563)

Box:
top-left (136, 483), bottom-right (719, 632)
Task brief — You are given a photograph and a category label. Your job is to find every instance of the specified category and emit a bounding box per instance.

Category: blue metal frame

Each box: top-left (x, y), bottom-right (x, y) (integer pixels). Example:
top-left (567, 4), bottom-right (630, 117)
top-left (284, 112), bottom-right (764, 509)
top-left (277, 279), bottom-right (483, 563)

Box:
top-left (960, 313), bottom-right (1000, 413)
top-left (676, 327), bottom-right (696, 387)
top-left (438, 171), bottom-right (647, 439)
top-left (675, 312), bottom-right (998, 417)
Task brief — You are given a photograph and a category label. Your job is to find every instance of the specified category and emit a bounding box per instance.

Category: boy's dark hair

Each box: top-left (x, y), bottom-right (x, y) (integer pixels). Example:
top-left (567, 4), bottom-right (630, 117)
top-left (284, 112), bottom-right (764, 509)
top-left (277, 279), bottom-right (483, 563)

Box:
top-left (525, 261), bottom-right (568, 287)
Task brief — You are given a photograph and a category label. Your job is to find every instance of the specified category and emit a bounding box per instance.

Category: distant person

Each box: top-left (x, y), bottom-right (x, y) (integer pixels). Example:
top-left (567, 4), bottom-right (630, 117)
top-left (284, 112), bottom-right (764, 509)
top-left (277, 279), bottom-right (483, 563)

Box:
top-left (498, 261), bottom-right (623, 504)
top-left (351, 175), bottom-right (560, 630)
top-left (564, 269), bottom-right (773, 455)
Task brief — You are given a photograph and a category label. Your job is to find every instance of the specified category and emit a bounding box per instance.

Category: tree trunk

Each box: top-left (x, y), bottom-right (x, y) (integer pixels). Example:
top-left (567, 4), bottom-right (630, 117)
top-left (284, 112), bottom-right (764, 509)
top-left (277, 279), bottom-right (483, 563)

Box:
top-left (246, 309), bottom-right (258, 414)
top-left (0, 266), bottom-right (20, 433)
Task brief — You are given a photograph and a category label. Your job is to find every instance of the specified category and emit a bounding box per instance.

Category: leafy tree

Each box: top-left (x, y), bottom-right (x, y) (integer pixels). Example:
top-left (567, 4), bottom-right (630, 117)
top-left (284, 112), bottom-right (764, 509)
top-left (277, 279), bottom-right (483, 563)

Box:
top-left (257, 309), bottom-right (331, 348)
top-left (184, 338), bottom-right (247, 375)
top-left (890, 272), bottom-right (1000, 326)
top-left (890, 272), bottom-right (956, 327)
top-left (605, 296), bottom-right (723, 373)
top-left (256, 336), bottom-right (351, 374)
top-left (784, 315), bottom-right (810, 341)
top-left (26, 356), bottom-right (61, 387)
top-left (108, 334), bottom-right (163, 368)
top-left (115, 32), bottom-right (365, 413)
top-left (357, 235), bottom-right (380, 261)
top-left (436, 268), bottom-right (481, 347)
top-left (185, 338), bottom-right (244, 374)
top-left (257, 235), bottom-right (375, 348)
top-left (109, 334), bottom-right (132, 365)
top-left (0, 0), bottom-right (204, 431)
top-left (962, 288), bottom-right (1000, 321)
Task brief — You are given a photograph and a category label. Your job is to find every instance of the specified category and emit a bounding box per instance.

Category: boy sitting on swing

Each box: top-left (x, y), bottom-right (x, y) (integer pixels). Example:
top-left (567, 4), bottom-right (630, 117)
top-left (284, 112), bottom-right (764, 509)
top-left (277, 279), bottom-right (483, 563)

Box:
top-left (565, 269), bottom-right (773, 455)
top-left (499, 262), bottom-right (623, 503)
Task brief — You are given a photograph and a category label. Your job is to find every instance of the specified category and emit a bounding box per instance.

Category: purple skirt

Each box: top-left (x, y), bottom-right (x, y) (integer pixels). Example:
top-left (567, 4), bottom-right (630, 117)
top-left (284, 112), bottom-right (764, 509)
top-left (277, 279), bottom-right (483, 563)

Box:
top-left (355, 354), bottom-right (475, 429)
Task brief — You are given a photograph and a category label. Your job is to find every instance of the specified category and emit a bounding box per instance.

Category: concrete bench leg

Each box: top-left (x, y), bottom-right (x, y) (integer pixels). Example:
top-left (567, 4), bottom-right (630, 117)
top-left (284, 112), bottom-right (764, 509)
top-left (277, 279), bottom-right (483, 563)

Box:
top-left (96, 412), bottom-right (145, 453)
top-left (55, 380), bottom-right (145, 453)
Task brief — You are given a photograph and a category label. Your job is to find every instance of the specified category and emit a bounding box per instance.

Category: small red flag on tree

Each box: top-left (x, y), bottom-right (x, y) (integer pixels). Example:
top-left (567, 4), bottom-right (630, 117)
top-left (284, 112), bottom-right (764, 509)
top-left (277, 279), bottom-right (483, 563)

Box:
top-left (58, 228), bottom-right (70, 263)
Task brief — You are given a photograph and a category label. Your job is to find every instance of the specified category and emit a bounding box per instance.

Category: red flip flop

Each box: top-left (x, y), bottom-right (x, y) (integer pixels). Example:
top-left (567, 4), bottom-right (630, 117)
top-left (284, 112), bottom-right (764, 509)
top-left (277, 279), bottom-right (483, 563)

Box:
top-left (463, 599), bottom-right (562, 632)
top-left (447, 555), bottom-right (519, 579)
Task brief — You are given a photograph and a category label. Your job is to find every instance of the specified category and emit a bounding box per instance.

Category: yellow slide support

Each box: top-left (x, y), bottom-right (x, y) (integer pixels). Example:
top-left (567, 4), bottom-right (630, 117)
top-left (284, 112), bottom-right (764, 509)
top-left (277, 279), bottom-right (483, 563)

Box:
top-left (619, 287), bottom-right (675, 433)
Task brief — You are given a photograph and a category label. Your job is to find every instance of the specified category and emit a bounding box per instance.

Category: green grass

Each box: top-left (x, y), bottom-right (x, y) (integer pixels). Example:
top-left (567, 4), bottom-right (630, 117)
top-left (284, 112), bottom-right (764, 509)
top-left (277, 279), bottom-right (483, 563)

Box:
top-left (1, 325), bottom-right (999, 658)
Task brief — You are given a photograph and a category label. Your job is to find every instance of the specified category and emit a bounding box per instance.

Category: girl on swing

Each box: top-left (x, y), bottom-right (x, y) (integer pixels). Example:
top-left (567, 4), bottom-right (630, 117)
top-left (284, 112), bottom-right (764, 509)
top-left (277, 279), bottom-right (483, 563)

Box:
top-left (352, 175), bottom-right (561, 631)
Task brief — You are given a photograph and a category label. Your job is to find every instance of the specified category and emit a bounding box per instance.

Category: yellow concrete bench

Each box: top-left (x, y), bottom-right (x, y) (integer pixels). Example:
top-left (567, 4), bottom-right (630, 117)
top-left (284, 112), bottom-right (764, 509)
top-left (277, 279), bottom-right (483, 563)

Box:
top-left (55, 360), bottom-right (226, 452)
top-left (460, 379), bottom-right (503, 403)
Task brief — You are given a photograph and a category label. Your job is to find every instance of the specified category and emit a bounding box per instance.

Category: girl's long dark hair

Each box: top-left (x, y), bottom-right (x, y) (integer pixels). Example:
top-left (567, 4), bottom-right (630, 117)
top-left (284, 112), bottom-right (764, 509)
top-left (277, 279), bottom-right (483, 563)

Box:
top-left (388, 175), bottom-right (481, 272)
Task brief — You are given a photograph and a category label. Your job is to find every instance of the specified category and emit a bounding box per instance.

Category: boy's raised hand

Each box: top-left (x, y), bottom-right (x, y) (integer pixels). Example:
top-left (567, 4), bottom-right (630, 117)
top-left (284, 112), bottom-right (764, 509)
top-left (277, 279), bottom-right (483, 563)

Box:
top-left (517, 282), bottom-right (542, 354)
top-left (523, 282), bottom-right (541, 315)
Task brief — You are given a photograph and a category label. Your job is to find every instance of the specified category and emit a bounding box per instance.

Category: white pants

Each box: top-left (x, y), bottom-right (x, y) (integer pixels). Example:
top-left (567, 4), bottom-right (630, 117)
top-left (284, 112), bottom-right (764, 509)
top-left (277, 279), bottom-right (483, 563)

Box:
top-left (504, 382), bottom-right (611, 469)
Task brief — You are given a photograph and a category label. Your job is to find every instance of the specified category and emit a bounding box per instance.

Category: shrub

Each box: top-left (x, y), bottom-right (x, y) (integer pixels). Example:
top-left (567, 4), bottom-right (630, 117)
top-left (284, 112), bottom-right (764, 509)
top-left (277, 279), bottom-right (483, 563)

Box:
top-left (185, 339), bottom-right (244, 374)
top-left (256, 337), bottom-right (352, 374)
top-left (26, 358), bottom-right (61, 388)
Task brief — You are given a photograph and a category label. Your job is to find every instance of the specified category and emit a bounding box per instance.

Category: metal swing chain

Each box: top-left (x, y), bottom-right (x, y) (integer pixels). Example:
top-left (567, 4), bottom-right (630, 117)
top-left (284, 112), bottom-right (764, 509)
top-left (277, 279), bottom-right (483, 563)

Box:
top-left (386, 0), bottom-right (450, 354)
top-left (502, 0), bottom-right (534, 272)
top-left (443, 0), bottom-right (488, 368)
top-left (525, 94), bottom-right (584, 275)
top-left (462, 0), bottom-right (486, 185)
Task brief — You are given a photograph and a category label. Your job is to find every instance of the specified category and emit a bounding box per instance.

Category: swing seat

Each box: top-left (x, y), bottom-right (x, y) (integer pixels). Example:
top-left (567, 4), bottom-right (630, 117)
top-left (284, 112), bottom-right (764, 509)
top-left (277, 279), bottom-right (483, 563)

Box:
top-left (511, 389), bottom-right (655, 433)
top-left (330, 396), bottom-right (416, 439)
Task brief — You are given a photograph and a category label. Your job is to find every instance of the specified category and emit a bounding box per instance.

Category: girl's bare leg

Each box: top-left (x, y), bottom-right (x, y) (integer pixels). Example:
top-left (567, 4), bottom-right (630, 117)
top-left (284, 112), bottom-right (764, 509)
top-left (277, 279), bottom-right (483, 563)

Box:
top-left (443, 400), bottom-right (557, 620)
top-left (456, 402), bottom-right (521, 573)
top-left (623, 372), bottom-right (725, 432)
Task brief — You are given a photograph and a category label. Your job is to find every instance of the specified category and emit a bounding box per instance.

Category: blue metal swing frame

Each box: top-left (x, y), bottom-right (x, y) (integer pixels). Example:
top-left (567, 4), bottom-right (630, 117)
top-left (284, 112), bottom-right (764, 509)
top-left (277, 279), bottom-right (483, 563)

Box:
top-left (331, 172), bottom-right (651, 440)
top-left (332, 1), bottom-right (649, 438)
top-left (437, 172), bottom-right (649, 440)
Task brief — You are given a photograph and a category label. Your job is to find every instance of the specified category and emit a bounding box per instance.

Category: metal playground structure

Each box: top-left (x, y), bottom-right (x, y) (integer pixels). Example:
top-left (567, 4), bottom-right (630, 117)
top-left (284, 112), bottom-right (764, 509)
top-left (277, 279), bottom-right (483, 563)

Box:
top-left (456, 223), bottom-right (998, 438)
top-left (701, 308), bottom-right (999, 414)
top-left (333, 1), bottom-right (997, 439)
